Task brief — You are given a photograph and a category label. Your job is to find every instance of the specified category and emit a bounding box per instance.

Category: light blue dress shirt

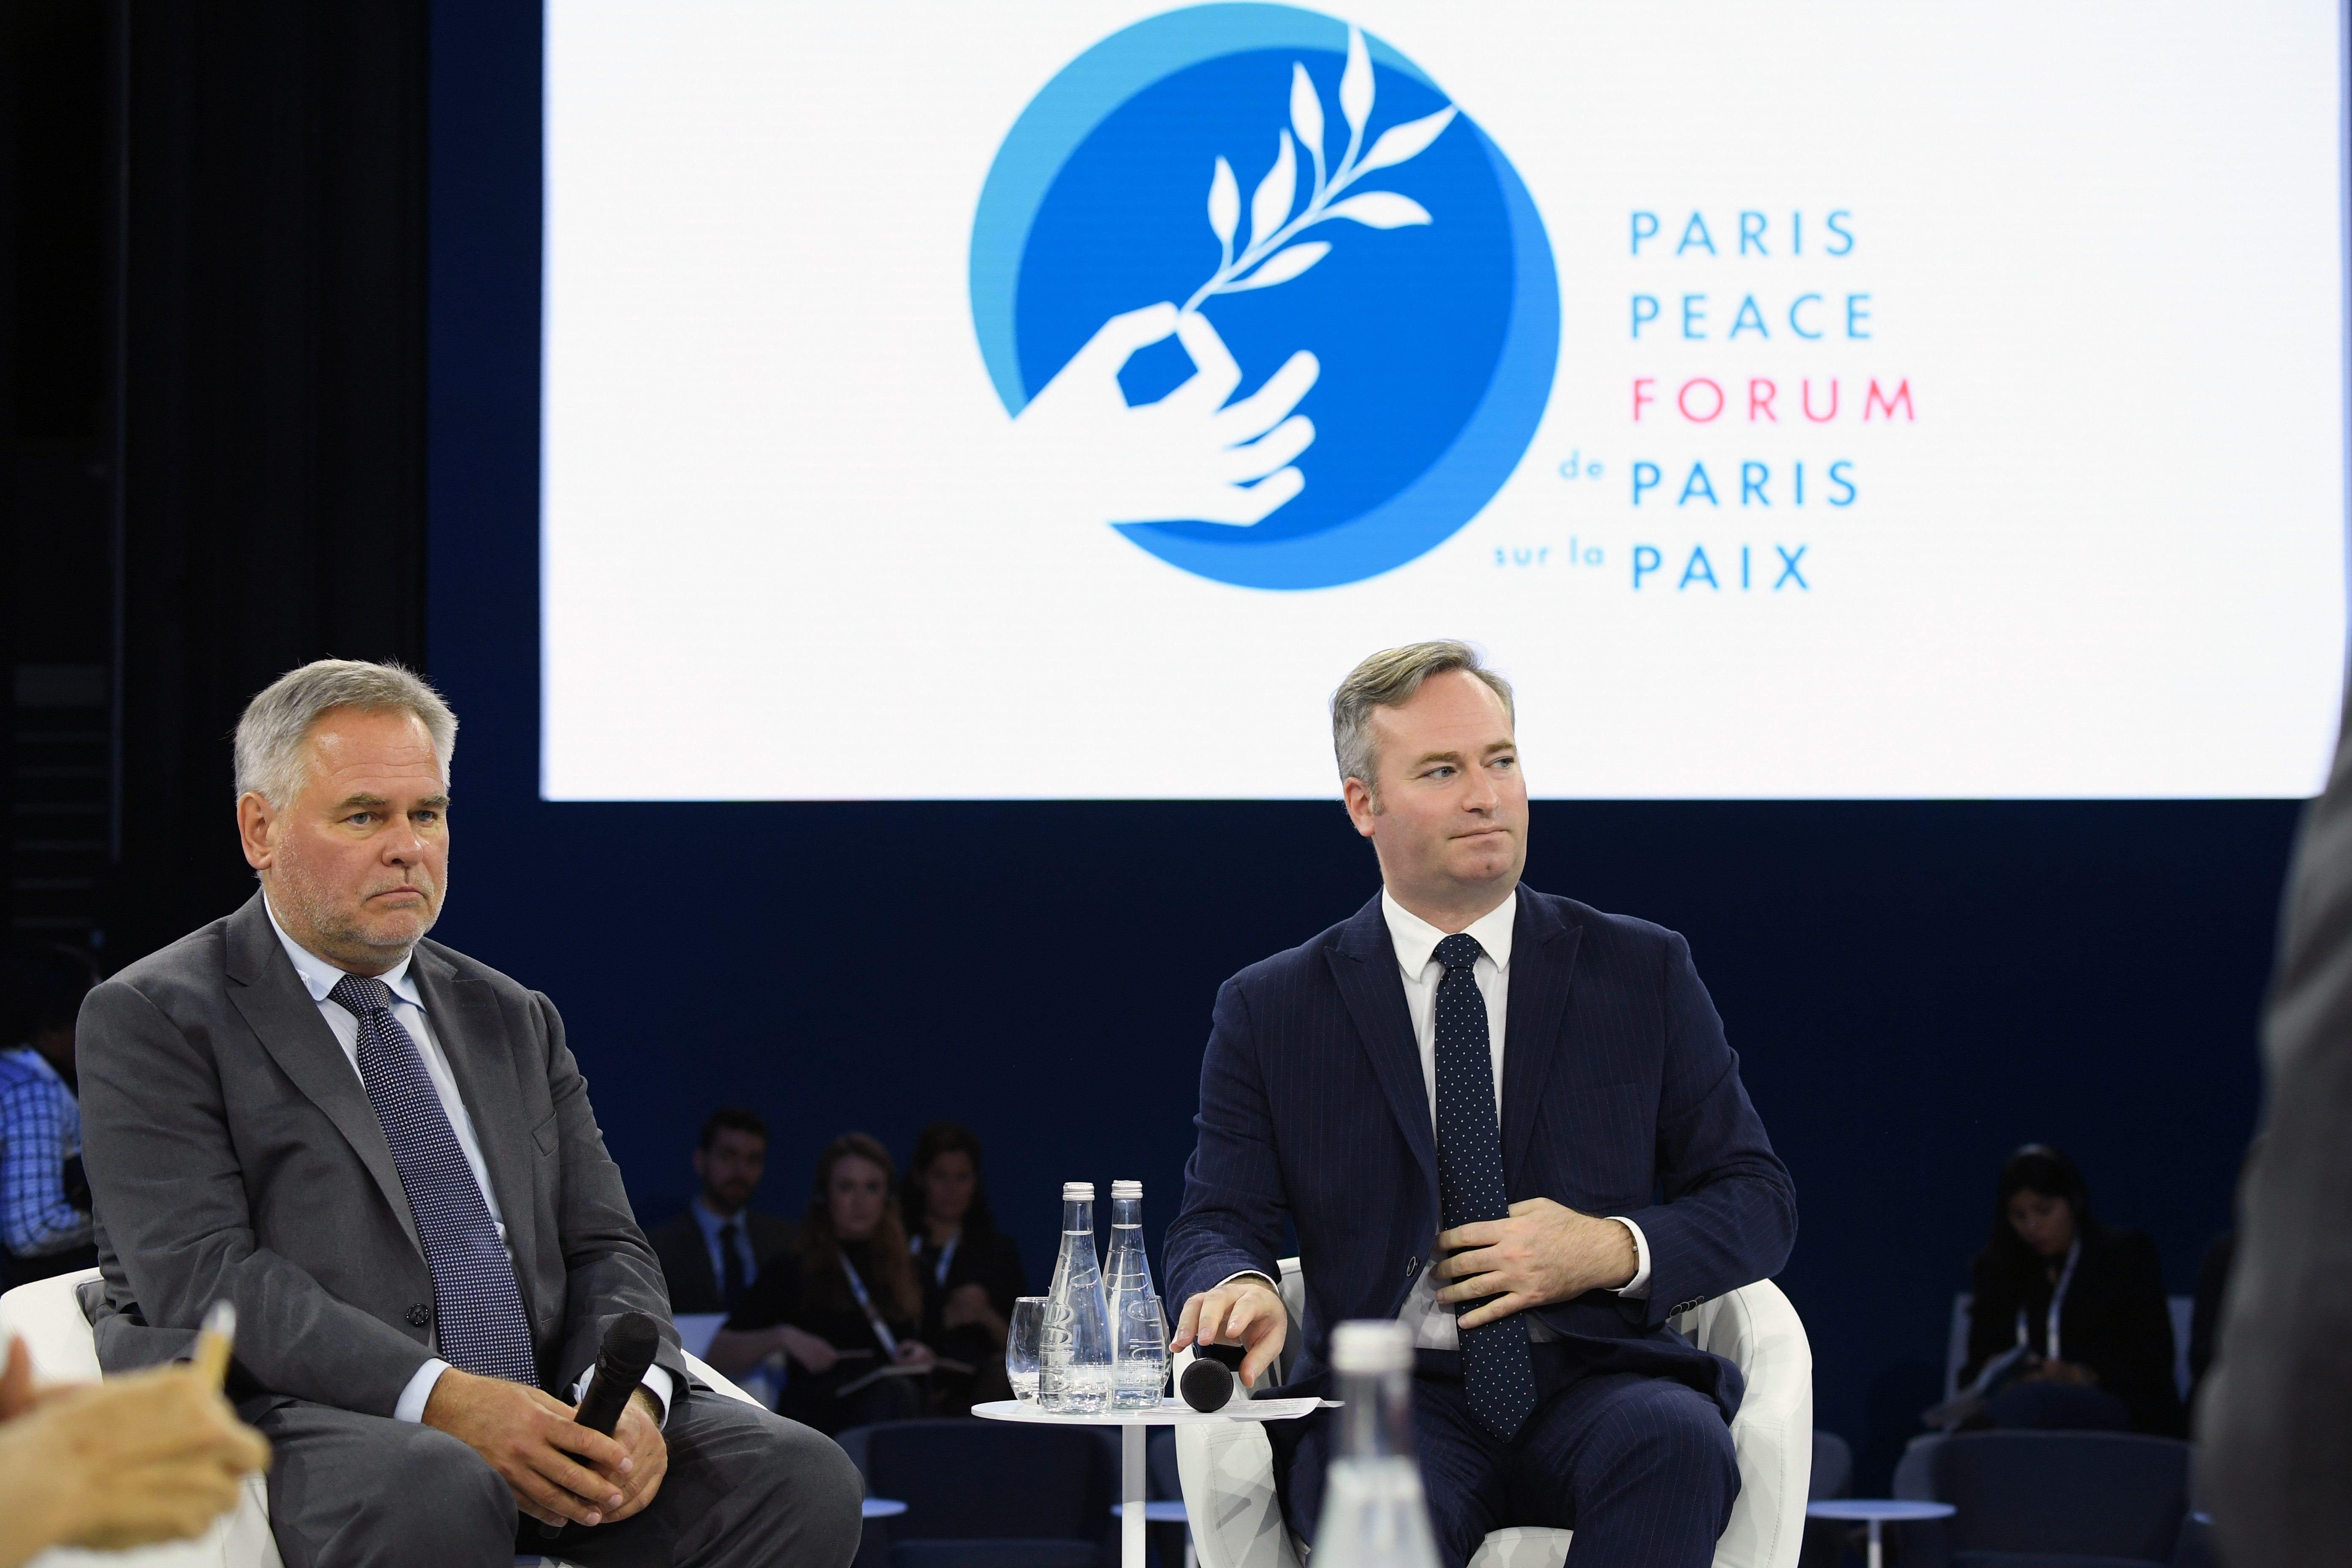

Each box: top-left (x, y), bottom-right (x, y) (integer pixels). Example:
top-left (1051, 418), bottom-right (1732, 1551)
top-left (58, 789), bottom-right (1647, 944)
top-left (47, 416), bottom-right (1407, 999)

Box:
top-left (264, 896), bottom-right (672, 1424)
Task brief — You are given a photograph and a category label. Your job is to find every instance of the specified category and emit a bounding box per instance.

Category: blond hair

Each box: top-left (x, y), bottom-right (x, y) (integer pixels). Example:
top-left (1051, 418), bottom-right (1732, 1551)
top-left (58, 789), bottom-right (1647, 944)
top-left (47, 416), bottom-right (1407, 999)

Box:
top-left (1330, 641), bottom-right (1514, 801)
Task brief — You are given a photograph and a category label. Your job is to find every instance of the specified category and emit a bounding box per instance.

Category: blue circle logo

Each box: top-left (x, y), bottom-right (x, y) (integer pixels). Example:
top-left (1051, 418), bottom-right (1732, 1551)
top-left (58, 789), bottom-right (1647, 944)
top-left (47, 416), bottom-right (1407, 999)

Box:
top-left (970, 4), bottom-right (1558, 591)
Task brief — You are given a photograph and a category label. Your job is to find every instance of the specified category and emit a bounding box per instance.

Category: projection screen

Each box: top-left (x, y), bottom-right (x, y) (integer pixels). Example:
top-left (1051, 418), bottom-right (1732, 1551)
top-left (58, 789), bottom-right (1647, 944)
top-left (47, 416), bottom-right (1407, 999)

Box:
top-left (542, 0), bottom-right (2347, 799)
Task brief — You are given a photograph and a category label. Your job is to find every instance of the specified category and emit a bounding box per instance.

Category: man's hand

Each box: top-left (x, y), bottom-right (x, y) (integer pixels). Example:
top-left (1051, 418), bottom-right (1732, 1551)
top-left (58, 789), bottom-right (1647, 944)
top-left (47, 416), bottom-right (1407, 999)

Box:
top-left (894, 1340), bottom-right (936, 1368)
top-left (0, 1362), bottom-right (270, 1557)
top-left (588, 1389), bottom-right (667, 1525)
top-left (1436, 1198), bottom-right (1638, 1330)
top-left (1170, 1276), bottom-right (1288, 1387)
top-left (421, 1368), bottom-right (633, 1529)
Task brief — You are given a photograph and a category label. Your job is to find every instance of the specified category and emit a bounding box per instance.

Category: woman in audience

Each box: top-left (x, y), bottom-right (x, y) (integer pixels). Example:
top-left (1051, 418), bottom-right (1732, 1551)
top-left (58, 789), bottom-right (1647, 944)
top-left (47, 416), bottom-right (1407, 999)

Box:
top-left (1957, 1143), bottom-right (2185, 1436)
top-left (710, 1132), bottom-right (931, 1434)
top-left (901, 1121), bottom-right (1029, 1415)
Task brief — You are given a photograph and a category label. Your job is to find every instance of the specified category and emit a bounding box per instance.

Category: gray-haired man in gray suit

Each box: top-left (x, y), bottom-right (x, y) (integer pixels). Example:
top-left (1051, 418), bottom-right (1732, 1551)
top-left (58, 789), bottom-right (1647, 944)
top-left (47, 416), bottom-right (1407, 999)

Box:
top-left (78, 660), bottom-right (862, 1568)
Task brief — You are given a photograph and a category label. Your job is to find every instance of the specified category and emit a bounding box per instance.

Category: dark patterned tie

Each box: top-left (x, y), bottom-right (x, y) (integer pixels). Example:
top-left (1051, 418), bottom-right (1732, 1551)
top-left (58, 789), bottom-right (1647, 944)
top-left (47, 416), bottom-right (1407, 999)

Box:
top-left (1432, 932), bottom-right (1538, 1440)
top-left (330, 974), bottom-right (539, 1385)
top-left (719, 1220), bottom-right (749, 1312)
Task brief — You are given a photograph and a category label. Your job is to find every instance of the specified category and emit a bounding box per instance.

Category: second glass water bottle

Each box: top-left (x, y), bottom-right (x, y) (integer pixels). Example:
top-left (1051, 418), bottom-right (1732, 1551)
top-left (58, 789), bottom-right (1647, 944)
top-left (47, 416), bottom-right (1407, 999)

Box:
top-left (1105, 1179), bottom-right (1165, 1409)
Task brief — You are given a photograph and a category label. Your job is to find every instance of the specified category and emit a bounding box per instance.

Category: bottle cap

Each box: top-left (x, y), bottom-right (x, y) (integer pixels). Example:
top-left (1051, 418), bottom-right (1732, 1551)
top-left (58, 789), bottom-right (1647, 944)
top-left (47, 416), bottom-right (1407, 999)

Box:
top-left (1330, 1319), bottom-right (1413, 1374)
top-left (1111, 1180), bottom-right (1143, 1199)
top-left (1062, 1181), bottom-right (1095, 1200)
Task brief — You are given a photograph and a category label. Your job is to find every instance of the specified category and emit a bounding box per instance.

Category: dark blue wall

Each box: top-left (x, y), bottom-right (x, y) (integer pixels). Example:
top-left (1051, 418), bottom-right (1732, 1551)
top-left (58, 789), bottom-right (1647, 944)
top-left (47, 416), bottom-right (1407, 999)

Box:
top-left (430, 2), bottom-right (2296, 1492)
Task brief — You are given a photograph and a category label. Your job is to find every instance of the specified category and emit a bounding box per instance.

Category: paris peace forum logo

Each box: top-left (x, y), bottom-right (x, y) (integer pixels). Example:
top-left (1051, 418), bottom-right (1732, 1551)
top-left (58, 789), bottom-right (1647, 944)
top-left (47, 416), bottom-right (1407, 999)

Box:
top-left (968, 4), bottom-right (1559, 591)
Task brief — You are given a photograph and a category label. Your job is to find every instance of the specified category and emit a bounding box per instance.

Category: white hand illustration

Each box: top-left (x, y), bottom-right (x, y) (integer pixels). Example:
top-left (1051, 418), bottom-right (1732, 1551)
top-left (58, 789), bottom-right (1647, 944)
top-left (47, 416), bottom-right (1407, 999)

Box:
top-left (1013, 302), bottom-right (1318, 527)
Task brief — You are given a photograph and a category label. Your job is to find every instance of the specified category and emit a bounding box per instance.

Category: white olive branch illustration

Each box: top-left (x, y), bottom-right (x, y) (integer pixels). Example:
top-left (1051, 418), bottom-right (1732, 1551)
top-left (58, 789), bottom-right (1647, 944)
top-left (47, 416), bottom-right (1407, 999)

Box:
top-left (1183, 24), bottom-right (1457, 314)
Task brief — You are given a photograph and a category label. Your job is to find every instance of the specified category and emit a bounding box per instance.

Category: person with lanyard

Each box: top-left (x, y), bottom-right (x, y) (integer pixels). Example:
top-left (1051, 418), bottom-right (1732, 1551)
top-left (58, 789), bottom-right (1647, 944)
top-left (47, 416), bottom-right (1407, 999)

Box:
top-left (709, 1133), bottom-right (933, 1435)
top-left (1955, 1143), bottom-right (2185, 1435)
top-left (902, 1122), bottom-right (1029, 1415)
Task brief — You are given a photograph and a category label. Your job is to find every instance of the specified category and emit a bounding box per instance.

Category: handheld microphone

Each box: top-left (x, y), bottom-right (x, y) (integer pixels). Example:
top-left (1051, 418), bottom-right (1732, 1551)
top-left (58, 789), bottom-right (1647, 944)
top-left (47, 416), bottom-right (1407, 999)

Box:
top-left (1180, 1342), bottom-right (1248, 1413)
top-left (539, 1312), bottom-right (662, 1539)
top-left (574, 1312), bottom-right (662, 1436)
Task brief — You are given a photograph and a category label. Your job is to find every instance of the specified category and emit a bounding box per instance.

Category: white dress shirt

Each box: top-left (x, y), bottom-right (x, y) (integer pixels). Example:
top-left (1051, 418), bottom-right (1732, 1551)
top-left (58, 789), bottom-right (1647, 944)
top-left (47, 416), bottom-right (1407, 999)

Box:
top-left (1378, 889), bottom-right (1653, 1350)
top-left (264, 898), bottom-right (672, 1424)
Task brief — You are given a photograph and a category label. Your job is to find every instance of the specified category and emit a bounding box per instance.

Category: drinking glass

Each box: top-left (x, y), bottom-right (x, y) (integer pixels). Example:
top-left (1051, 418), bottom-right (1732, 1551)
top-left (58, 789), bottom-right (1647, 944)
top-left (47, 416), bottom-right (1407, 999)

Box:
top-left (1114, 1294), bottom-right (1170, 1407)
top-left (1007, 1296), bottom-right (1047, 1404)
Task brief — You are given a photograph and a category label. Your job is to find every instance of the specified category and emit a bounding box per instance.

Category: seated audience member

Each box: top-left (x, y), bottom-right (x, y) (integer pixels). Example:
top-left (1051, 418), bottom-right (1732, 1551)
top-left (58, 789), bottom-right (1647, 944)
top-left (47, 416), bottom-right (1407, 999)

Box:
top-left (646, 1107), bottom-right (796, 1315)
top-left (901, 1121), bottom-right (1028, 1414)
top-left (0, 946), bottom-right (101, 1286)
top-left (0, 1334), bottom-right (270, 1565)
top-left (77, 661), bottom-right (861, 1568)
top-left (1956, 1143), bottom-right (2184, 1436)
top-left (712, 1132), bottom-right (932, 1435)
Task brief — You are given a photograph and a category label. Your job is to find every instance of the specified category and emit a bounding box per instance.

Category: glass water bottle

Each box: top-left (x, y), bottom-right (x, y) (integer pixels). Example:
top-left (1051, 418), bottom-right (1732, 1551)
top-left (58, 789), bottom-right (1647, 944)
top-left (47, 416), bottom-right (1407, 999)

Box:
top-left (1105, 1179), bottom-right (1166, 1408)
top-left (1038, 1181), bottom-right (1113, 1413)
top-left (1312, 1320), bottom-right (1440, 1568)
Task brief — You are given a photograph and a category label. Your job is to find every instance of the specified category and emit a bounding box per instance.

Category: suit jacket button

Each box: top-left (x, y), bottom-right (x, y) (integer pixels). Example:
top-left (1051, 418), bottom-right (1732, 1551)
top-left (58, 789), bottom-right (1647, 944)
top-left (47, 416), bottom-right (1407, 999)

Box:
top-left (407, 1304), bottom-right (430, 1328)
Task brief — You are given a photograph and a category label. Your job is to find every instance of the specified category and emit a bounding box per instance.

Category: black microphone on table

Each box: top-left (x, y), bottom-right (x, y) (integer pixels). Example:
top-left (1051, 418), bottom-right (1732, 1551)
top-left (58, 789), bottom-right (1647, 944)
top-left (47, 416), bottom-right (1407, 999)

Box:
top-left (1180, 1341), bottom-right (1250, 1413)
top-left (539, 1312), bottom-right (662, 1538)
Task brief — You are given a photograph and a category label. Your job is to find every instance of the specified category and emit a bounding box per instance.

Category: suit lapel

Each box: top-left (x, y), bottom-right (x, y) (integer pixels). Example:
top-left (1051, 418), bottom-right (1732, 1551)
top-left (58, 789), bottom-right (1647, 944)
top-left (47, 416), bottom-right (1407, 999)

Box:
top-left (410, 946), bottom-right (542, 1323)
top-left (1501, 890), bottom-right (1583, 1182)
top-left (1326, 893), bottom-right (1440, 1199)
top-left (222, 894), bottom-right (425, 1259)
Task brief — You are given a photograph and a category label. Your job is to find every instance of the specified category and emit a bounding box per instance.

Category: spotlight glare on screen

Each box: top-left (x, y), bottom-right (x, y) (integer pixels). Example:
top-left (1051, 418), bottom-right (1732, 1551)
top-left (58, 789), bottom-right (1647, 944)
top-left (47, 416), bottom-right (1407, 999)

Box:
top-left (542, 0), bottom-right (2346, 800)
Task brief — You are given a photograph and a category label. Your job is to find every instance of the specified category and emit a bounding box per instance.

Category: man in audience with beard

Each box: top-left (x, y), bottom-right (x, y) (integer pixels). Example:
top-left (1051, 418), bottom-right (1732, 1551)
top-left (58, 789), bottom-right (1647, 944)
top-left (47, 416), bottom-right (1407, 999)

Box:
top-left (648, 1108), bottom-right (796, 1318)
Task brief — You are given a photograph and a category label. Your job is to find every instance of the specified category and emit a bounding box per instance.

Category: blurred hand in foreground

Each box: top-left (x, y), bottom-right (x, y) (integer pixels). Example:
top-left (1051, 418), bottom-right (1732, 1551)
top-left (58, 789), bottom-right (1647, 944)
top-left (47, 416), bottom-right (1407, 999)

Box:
top-left (0, 1344), bottom-right (268, 1564)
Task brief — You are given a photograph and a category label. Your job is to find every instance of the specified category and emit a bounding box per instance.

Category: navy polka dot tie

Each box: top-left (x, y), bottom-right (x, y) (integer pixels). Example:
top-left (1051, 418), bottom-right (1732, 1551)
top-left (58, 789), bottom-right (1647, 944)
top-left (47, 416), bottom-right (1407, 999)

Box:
top-left (1432, 933), bottom-right (1538, 1440)
top-left (330, 974), bottom-right (539, 1386)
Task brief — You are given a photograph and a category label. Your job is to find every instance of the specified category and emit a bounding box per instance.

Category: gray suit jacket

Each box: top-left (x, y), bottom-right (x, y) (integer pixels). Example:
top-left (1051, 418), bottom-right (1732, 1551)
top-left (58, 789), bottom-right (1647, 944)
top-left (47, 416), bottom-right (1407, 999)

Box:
top-left (2198, 684), bottom-right (2352, 1562)
top-left (76, 892), bottom-right (688, 1418)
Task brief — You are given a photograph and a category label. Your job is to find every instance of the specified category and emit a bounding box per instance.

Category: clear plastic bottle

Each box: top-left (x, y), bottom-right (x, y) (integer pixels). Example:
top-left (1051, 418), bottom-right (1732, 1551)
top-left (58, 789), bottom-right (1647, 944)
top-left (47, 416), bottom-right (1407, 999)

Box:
top-left (1105, 1179), bottom-right (1164, 1408)
top-left (1311, 1320), bottom-right (1440, 1568)
top-left (1037, 1181), bottom-right (1113, 1413)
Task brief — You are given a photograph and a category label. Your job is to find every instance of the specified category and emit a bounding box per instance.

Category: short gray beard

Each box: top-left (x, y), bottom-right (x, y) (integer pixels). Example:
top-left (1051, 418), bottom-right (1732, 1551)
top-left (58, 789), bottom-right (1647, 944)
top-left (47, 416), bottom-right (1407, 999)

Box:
top-left (270, 849), bottom-right (442, 968)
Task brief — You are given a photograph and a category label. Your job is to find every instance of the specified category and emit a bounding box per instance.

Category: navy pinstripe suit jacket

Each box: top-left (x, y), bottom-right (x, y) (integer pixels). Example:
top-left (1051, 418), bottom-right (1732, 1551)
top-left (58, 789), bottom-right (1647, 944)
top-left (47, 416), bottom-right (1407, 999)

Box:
top-left (1164, 885), bottom-right (1797, 1414)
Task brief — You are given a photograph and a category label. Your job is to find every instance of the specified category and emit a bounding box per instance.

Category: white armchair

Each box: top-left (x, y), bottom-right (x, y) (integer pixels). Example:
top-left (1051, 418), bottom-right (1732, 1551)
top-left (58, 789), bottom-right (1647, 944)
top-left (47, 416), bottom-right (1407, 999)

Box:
top-left (1173, 1260), bottom-right (1812, 1568)
top-left (0, 1268), bottom-right (761, 1568)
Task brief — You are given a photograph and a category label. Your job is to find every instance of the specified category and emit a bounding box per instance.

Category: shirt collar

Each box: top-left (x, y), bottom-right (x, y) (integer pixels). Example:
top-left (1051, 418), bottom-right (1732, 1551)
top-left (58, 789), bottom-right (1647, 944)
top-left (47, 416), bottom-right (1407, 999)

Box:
top-left (693, 1198), bottom-right (742, 1240)
top-left (1380, 885), bottom-right (1518, 978)
top-left (262, 893), bottom-right (423, 1011)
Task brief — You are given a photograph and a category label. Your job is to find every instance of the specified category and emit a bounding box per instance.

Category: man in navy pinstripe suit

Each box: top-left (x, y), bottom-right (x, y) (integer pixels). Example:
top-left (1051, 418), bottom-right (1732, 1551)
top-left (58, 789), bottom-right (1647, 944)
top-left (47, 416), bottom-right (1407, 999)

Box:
top-left (1166, 642), bottom-right (1797, 1568)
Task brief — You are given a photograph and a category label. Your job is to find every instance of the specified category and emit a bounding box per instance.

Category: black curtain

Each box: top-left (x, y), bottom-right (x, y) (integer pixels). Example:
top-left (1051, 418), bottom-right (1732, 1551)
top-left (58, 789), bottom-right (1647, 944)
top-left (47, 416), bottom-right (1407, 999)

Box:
top-left (109, 1), bottom-right (431, 959)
